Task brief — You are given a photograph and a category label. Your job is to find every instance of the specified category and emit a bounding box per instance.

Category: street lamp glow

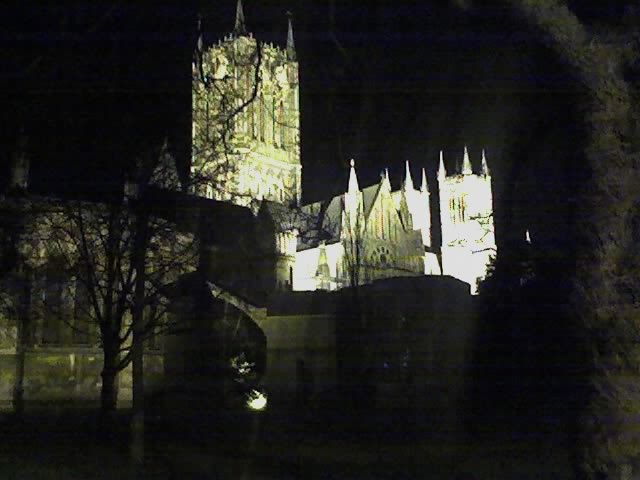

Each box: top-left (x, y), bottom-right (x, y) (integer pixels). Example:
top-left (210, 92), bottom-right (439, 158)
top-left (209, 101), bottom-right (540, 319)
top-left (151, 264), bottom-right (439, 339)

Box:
top-left (246, 389), bottom-right (267, 411)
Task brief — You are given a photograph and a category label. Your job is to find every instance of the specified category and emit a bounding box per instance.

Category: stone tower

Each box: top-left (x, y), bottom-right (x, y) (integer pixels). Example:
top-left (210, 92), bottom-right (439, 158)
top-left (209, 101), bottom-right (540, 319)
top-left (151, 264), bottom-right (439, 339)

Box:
top-left (191, 0), bottom-right (302, 207)
top-left (438, 147), bottom-right (495, 293)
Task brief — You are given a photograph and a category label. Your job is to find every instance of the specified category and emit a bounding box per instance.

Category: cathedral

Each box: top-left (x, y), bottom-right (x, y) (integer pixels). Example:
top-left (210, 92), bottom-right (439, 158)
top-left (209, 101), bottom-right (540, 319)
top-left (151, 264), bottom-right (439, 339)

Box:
top-left (0, 0), bottom-right (489, 413)
top-left (192, 0), bottom-right (496, 295)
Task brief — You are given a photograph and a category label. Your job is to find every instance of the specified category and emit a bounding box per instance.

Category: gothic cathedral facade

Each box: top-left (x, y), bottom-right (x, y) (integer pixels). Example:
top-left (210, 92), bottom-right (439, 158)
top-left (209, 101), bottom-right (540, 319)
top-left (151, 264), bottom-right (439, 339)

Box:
top-left (192, 1), bottom-right (496, 294)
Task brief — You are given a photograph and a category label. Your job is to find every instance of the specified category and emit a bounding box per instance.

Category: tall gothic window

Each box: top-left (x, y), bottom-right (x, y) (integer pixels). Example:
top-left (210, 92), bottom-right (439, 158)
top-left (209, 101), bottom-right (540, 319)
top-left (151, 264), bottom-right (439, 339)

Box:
top-left (278, 101), bottom-right (285, 149)
top-left (72, 272), bottom-right (92, 345)
top-left (272, 97), bottom-right (277, 145)
top-left (42, 267), bottom-right (64, 345)
top-left (249, 101), bottom-right (255, 138)
top-left (243, 72), bottom-right (253, 136)
top-left (259, 94), bottom-right (265, 141)
top-left (450, 198), bottom-right (457, 224)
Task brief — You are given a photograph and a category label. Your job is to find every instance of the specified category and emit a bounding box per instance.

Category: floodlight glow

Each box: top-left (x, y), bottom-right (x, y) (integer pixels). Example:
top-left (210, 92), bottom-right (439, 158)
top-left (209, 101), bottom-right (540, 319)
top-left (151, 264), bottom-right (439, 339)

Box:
top-left (246, 389), bottom-right (267, 411)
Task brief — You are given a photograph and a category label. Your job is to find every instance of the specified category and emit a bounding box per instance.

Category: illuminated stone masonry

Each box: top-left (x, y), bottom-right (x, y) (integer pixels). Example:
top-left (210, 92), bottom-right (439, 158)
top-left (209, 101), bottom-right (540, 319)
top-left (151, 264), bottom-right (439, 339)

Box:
top-left (192, 1), bottom-right (495, 294)
top-left (438, 147), bottom-right (495, 294)
top-left (292, 152), bottom-right (495, 294)
top-left (191, 2), bottom-right (301, 207)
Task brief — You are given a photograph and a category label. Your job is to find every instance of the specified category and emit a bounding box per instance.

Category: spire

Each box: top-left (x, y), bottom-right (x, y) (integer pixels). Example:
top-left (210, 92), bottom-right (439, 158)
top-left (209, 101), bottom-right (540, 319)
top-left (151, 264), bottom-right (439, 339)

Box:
top-left (420, 167), bottom-right (429, 194)
top-left (233, 0), bottom-right (247, 36)
top-left (462, 145), bottom-right (472, 175)
top-left (316, 242), bottom-right (330, 277)
top-left (196, 14), bottom-right (203, 55)
top-left (481, 149), bottom-right (489, 176)
top-left (403, 160), bottom-right (414, 191)
top-left (150, 138), bottom-right (182, 191)
top-left (348, 158), bottom-right (359, 195)
top-left (437, 150), bottom-right (447, 181)
top-left (286, 11), bottom-right (296, 61)
top-left (9, 127), bottom-right (30, 193)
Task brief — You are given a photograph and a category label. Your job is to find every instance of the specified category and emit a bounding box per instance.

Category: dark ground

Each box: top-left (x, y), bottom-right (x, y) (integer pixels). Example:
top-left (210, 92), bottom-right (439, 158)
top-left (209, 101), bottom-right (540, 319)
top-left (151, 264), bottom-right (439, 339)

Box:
top-left (0, 395), bottom-right (571, 479)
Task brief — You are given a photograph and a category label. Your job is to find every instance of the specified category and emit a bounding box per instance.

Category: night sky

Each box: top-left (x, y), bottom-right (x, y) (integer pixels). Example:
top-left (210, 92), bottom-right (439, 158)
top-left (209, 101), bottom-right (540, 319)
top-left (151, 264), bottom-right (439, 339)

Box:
top-left (0, 1), bottom-right (631, 253)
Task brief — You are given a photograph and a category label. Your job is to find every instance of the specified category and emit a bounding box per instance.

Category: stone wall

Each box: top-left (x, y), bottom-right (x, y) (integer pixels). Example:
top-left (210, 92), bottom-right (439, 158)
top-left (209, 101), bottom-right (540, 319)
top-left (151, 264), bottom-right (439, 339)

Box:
top-left (260, 275), bottom-right (475, 431)
top-left (257, 313), bottom-right (336, 405)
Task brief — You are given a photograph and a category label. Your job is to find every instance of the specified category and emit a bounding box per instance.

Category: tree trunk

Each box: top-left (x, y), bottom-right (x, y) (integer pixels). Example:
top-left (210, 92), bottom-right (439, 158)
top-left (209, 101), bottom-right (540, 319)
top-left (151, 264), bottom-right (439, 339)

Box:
top-left (130, 201), bottom-right (149, 474)
top-left (100, 348), bottom-right (119, 431)
top-left (130, 328), bottom-right (144, 470)
top-left (12, 270), bottom-right (32, 419)
top-left (13, 339), bottom-right (25, 418)
top-left (13, 330), bottom-right (25, 418)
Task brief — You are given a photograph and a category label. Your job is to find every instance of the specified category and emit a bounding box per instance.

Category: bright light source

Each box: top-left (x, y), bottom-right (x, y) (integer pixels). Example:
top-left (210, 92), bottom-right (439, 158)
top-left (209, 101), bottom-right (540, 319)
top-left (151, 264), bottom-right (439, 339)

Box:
top-left (246, 389), bottom-right (268, 411)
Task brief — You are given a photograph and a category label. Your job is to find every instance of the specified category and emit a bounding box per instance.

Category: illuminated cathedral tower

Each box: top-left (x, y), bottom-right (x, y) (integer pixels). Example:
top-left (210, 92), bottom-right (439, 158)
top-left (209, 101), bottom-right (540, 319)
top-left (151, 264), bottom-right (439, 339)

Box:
top-left (191, 0), bottom-right (302, 206)
top-left (438, 147), bottom-right (495, 294)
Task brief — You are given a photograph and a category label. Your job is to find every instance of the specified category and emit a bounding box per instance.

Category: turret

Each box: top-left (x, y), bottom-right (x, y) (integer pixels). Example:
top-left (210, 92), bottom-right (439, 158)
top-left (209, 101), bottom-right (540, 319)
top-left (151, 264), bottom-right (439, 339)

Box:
top-left (344, 158), bottom-right (361, 222)
top-left (481, 149), bottom-right (490, 177)
top-left (383, 167), bottom-right (391, 192)
top-left (315, 241), bottom-right (331, 290)
top-left (420, 167), bottom-right (429, 194)
top-left (347, 158), bottom-right (359, 195)
top-left (437, 150), bottom-right (446, 182)
top-left (286, 11), bottom-right (296, 61)
top-left (419, 166), bottom-right (431, 247)
top-left (462, 145), bottom-right (472, 175)
top-left (233, 0), bottom-right (247, 36)
top-left (403, 160), bottom-right (414, 191)
top-left (149, 139), bottom-right (182, 191)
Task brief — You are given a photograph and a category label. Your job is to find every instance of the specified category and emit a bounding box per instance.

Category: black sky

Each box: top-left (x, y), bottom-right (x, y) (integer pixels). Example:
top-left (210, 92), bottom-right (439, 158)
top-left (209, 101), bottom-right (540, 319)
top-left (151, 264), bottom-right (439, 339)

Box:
top-left (1, 1), bottom-right (631, 254)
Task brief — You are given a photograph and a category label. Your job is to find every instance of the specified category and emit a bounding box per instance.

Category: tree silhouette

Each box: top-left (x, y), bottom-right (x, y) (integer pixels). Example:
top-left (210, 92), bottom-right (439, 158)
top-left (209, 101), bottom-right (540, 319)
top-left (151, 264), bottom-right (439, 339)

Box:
top-left (460, 1), bottom-right (640, 477)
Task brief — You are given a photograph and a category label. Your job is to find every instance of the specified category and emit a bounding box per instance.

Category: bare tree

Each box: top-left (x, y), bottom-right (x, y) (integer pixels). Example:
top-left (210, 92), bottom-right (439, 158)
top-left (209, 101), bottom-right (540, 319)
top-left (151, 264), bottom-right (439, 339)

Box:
top-left (16, 164), bottom-right (197, 424)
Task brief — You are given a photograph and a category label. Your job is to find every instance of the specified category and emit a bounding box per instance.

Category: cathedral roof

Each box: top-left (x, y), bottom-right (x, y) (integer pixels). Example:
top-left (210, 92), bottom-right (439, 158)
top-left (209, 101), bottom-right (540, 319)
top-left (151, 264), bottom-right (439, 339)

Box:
top-left (177, 193), bottom-right (256, 247)
top-left (297, 194), bottom-right (343, 251)
top-left (362, 183), bottom-right (380, 220)
top-left (258, 200), bottom-right (296, 231)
